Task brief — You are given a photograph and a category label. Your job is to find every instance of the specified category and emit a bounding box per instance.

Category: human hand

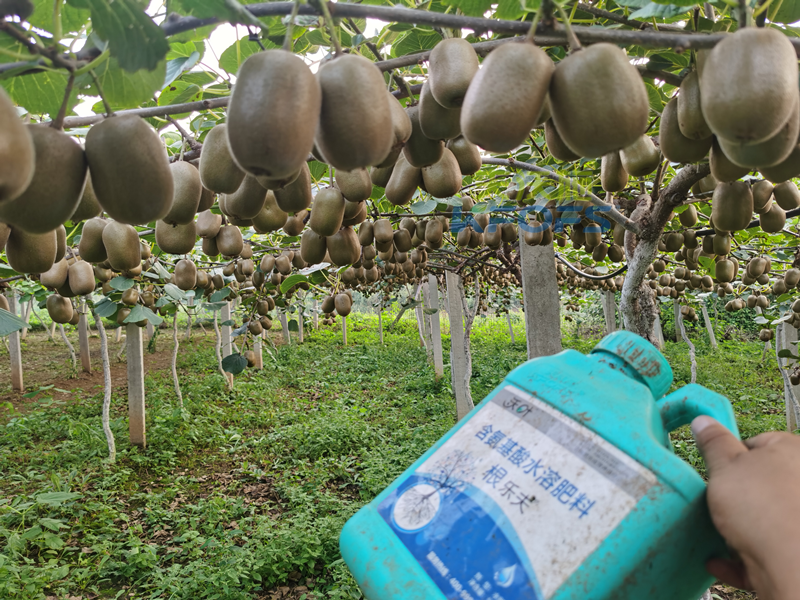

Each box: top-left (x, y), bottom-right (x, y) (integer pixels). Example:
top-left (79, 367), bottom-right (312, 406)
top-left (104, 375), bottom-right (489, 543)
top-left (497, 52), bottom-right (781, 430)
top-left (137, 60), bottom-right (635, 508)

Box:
top-left (692, 415), bottom-right (800, 599)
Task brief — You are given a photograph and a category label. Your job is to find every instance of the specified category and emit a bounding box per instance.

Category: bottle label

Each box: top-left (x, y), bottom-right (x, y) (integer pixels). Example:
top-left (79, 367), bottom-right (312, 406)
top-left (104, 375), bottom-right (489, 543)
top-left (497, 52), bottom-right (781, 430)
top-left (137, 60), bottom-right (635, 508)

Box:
top-left (377, 384), bottom-right (656, 599)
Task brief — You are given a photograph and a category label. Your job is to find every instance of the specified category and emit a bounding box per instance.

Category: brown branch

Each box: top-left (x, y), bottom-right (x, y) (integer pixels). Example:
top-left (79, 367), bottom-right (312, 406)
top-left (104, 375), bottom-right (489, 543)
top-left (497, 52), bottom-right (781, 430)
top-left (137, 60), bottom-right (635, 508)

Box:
top-left (51, 72), bottom-right (75, 130)
top-left (644, 163), bottom-right (710, 240)
top-left (0, 20), bottom-right (76, 71)
top-left (167, 116), bottom-right (202, 152)
top-left (576, 3), bottom-right (685, 32)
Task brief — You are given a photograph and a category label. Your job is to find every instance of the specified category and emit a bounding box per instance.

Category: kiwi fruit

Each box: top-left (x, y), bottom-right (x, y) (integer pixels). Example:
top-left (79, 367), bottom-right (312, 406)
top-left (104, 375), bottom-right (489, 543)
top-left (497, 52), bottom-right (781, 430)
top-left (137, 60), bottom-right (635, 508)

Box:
top-left (327, 227), bottom-right (360, 266)
top-left (335, 168), bottom-right (372, 203)
top-left (545, 119), bottom-right (580, 162)
top-left (197, 210), bottom-right (222, 238)
top-left (252, 191), bottom-right (289, 233)
top-left (660, 98), bottom-right (712, 163)
top-left (316, 54), bottom-right (394, 170)
top-left (403, 105), bottom-right (445, 168)
top-left (283, 211), bottom-right (306, 236)
top-left (760, 203), bottom-right (786, 233)
top-left (485, 224), bottom-right (502, 248)
top-left (199, 124), bottom-right (246, 193)
top-left (425, 218), bottom-right (444, 246)
top-left (700, 28), bottom-right (799, 144)
top-left (198, 186), bottom-right (215, 212)
top-left (394, 228), bottom-right (413, 252)
top-left (422, 148), bottom-right (462, 198)
top-left (760, 145), bottom-right (800, 183)
top-left (679, 205), bottom-right (698, 227)
top-left (223, 175), bottom-right (268, 220)
top-left (78, 217), bottom-right (108, 263)
top-left (0, 126), bottom-right (87, 233)
top-left (85, 115), bottom-right (173, 225)
top-left (385, 154), bottom-right (422, 206)
top-left (774, 181), bottom-right (800, 210)
top-left (102, 221), bottom-right (140, 271)
top-left (309, 187), bottom-right (345, 236)
top-left (446, 136), bottom-right (482, 175)
top-left (227, 50), bottom-right (320, 179)
top-left (156, 220), bottom-right (196, 255)
top-left (713, 232), bottom-right (731, 255)
top-left (716, 259), bottom-right (735, 283)
top-left (376, 92), bottom-right (414, 168)
top-left (710, 138), bottom-right (749, 182)
top-left (601, 151), bottom-right (629, 192)
top-left (174, 259), bottom-right (197, 291)
top-left (549, 43), bottom-right (648, 158)
top-left (373, 219), bottom-right (394, 244)
top-left (0, 87), bottom-right (34, 204)
top-left (752, 180), bottom-right (774, 212)
top-left (677, 71), bottom-right (712, 140)
top-left (68, 261), bottom-right (95, 296)
top-left (163, 161), bottom-right (203, 225)
top-left (717, 100), bottom-right (799, 169)
top-left (358, 222), bottom-right (374, 246)
top-left (428, 38), bottom-right (479, 109)
top-left (47, 295), bottom-right (74, 324)
top-left (620, 135), bottom-right (660, 177)
top-left (70, 175), bottom-right (103, 222)
top-left (274, 162), bottom-right (312, 213)
top-left (6, 227), bottom-right (56, 273)
top-left (461, 42), bottom-right (553, 152)
top-left (256, 168), bottom-right (301, 191)
top-left (335, 293), bottom-right (353, 317)
top-left (344, 199), bottom-right (364, 221)
top-left (41, 258), bottom-right (69, 289)
top-left (216, 225), bottom-right (244, 257)
top-left (419, 80), bottom-right (461, 141)
top-left (300, 229), bottom-right (327, 265)
top-left (370, 165), bottom-right (394, 188)
top-left (342, 202), bottom-right (367, 228)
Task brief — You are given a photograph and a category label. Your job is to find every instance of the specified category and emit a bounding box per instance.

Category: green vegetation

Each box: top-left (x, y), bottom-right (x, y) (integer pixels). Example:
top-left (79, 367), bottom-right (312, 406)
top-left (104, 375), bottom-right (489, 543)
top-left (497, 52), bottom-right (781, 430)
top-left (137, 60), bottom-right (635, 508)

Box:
top-left (0, 315), bottom-right (784, 598)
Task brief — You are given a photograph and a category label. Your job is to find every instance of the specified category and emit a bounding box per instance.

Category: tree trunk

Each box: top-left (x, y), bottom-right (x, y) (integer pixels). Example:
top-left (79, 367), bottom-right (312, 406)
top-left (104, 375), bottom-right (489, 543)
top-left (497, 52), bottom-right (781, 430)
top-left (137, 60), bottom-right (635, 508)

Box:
top-left (620, 237), bottom-right (660, 343)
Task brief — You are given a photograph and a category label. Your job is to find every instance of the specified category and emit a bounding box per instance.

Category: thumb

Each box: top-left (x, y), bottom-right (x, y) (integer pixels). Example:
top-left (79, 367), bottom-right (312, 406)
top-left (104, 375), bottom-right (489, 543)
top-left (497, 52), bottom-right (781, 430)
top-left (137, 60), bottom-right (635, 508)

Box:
top-left (691, 416), bottom-right (748, 475)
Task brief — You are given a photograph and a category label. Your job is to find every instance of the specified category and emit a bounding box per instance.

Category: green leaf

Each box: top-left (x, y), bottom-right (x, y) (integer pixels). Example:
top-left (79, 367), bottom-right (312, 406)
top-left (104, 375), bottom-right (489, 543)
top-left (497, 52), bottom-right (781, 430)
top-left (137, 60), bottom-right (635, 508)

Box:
top-left (280, 274), bottom-right (309, 294)
top-left (411, 199), bottom-right (437, 214)
top-left (163, 51), bottom-right (201, 88)
top-left (123, 305), bottom-right (147, 324)
top-left (43, 532), bottom-right (65, 550)
top-left (94, 298), bottom-right (119, 318)
top-left (754, 316), bottom-right (769, 325)
top-left (30, 0), bottom-right (90, 34)
top-left (35, 492), bottom-right (81, 506)
top-left (645, 82), bottom-right (664, 113)
top-left (222, 353), bottom-right (248, 375)
top-left (219, 36), bottom-right (277, 75)
top-left (164, 283), bottom-right (188, 302)
top-left (442, 0), bottom-right (493, 16)
top-left (392, 29), bottom-right (443, 57)
top-left (220, 319), bottom-right (235, 326)
top-left (771, 0), bottom-right (800, 23)
top-left (142, 306), bottom-right (164, 326)
top-left (778, 349), bottom-right (798, 359)
top-left (308, 160), bottom-right (330, 183)
top-left (109, 276), bottom-right (135, 291)
top-left (210, 287), bottom-right (232, 302)
top-left (423, 308), bottom-right (438, 315)
top-left (630, 2), bottom-right (693, 16)
top-left (158, 80), bottom-right (203, 107)
top-left (1, 67), bottom-right (78, 117)
top-left (288, 319), bottom-right (299, 332)
top-left (91, 56), bottom-right (167, 109)
top-left (70, 0), bottom-right (169, 72)
top-left (38, 518), bottom-right (67, 532)
top-left (495, 0), bottom-right (525, 20)
top-left (0, 309), bottom-right (26, 337)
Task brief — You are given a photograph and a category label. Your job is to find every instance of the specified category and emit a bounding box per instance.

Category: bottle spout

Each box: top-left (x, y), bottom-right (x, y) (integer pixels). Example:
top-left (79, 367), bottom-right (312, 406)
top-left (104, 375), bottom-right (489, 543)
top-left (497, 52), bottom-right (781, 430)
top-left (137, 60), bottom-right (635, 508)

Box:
top-left (591, 332), bottom-right (673, 399)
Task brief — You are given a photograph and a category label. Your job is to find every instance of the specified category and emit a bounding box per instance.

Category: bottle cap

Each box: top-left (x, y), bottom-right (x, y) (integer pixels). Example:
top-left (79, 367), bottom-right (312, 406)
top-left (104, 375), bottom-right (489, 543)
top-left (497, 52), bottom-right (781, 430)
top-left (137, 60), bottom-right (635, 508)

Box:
top-left (592, 331), bottom-right (673, 398)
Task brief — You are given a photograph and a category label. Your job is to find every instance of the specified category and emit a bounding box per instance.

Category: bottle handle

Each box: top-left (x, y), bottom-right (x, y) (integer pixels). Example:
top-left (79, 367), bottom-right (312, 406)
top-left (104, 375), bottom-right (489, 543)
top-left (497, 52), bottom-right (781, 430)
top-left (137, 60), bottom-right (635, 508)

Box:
top-left (656, 384), bottom-right (741, 440)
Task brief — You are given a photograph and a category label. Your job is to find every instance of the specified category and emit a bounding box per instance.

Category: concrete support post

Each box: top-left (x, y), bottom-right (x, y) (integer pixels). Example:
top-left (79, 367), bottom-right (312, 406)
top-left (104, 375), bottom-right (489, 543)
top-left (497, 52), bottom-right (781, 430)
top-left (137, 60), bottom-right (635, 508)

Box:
top-left (342, 316), bottom-right (348, 345)
top-left (427, 274), bottom-right (444, 379)
top-left (446, 271), bottom-right (473, 421)
top-left (126, 323), bottom-right (146, 448)
top-left (221, 302), bottom-right (232, 358)
top-left (78, 300), bottom-right (91, 373)
top-left (780, 324), bottom-right (800, 432)
top-left (701, 301), bottom-right (717, 349)
top-left (280, 313), bottom-right (290, 344)
top-left (253, 334), bottom-right (263, 370)
top-left (519, 235), bottom-right (562, 358)
top-left (603, 291), bottom-right (617, 335)
top-left (7, 293), bottom-right (22, 391)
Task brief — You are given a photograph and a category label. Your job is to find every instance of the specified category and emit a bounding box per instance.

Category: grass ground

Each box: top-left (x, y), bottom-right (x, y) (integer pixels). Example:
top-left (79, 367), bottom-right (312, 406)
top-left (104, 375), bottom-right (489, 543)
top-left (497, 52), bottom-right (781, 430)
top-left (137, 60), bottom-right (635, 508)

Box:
top-left (0, 313), bottom-right (783, 599)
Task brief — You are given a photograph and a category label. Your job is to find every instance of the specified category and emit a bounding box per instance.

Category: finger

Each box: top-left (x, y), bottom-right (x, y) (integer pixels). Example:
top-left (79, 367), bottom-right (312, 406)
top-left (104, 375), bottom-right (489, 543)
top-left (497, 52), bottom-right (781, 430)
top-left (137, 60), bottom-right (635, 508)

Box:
top-left (744, 431), bottom-right (788, 450)
top-left (691, 416), bottom-right (749, 475)
top-left (705, 557), bottom-right (753, 591)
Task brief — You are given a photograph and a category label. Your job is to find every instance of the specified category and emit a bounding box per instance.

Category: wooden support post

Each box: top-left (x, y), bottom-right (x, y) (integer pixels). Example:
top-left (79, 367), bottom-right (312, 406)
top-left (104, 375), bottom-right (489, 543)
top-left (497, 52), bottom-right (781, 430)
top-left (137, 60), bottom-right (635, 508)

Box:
top-left (446, 271), bottom-right (473, 420)
top-left (603, 291), bottom-right (616, 335)
top-left (221, 302), bottom-right (233, 358)
top-left (146, 320), bottom-right (154, 341)
top-left (253, 334), bottom-right (263, 370)
top-left (20, 299), bottom-right (30, 340)
top-left (78, 300), bottom-right (91, 373)
top-left (115, 327), bottom-right (122, 343)
top-left (342, 315), bottom-right (348, 345)
top-left (421, 281), bottom-right (434, 361)
top-left (653, 310), bottom-right (665, 349)
top-left (378, 305), bottom-right (384, 344)
top-left (413, 282), bottom-right (426, 348)
top-left (7, 293), bottom-right (23, 391)
top-left (673, 301), bottom-right (682, 345)
top-left (280, 313), bottom-right (290, 344)
top-left (185, 296), bottom-right (194, 341)
top-left (701, 301), bottom-right (717, 349)
top-left (427, 274), bottom-right (444, 380)
top-left (519, 234), bottom-right (562, 358)
top-left (780, 324), bottom-right (800, 432)
top-left (313, 299), bottom-right (319, 329)
top-left (50, 321), bottom-right (56, 339)
top-left (126, 323), bottom-right (146, 448)
top-left (298, 308), bottom-right (304, 343)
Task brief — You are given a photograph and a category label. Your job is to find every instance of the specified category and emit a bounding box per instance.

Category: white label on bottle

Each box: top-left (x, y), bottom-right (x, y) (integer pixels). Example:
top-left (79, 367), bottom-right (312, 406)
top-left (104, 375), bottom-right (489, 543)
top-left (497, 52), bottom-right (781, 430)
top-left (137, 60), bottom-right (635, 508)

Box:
top-left (411, 385), bottom-right (657, 598)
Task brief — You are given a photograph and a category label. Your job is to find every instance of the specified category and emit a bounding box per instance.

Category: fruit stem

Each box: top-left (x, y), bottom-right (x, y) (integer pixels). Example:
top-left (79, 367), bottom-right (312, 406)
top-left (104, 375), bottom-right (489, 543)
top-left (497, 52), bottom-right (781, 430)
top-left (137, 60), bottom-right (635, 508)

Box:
top-left (283, 0), bottom-right (301, 51)
top-left (50, 71), bottom-right (75, 130)
top-left (316, 0), bottom-right (343, 56)
top-left (90, 69), bottom-right (114, 117)
top-left (525, 3), bottom-right (544, 42)
top-left (555, 3), bottom-right (582, 51)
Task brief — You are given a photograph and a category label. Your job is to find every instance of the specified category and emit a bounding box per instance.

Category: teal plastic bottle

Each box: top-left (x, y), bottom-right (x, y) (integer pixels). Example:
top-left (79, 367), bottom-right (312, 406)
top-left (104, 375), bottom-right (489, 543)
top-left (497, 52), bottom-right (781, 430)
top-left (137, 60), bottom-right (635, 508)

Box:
top-left (340, 331), bottom-right (740, 600)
